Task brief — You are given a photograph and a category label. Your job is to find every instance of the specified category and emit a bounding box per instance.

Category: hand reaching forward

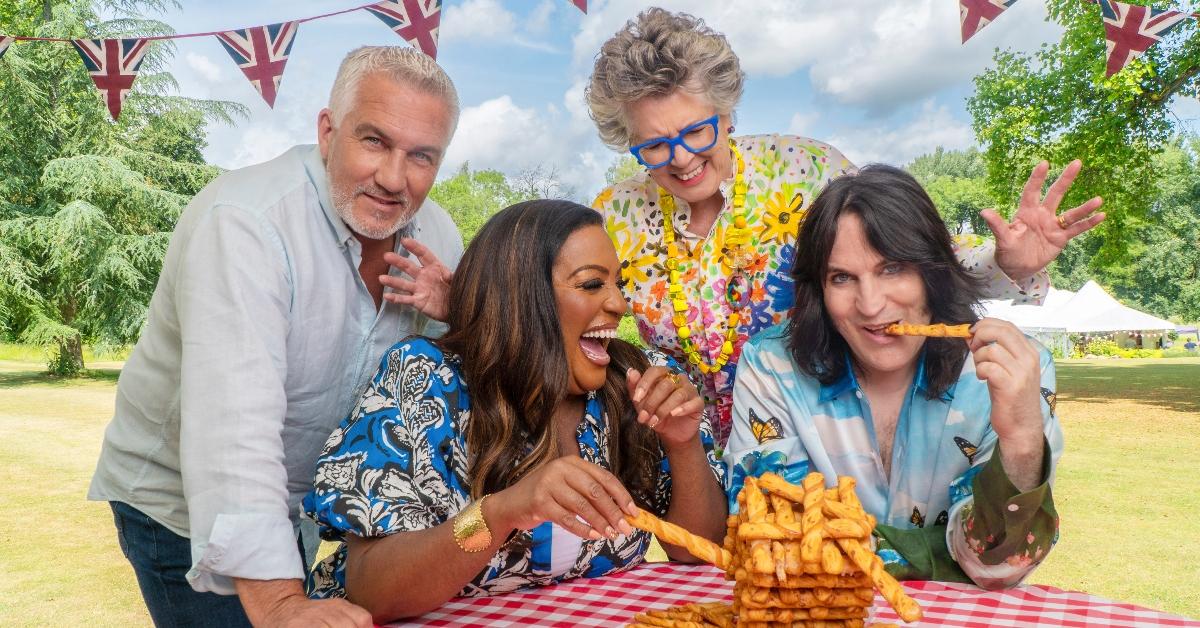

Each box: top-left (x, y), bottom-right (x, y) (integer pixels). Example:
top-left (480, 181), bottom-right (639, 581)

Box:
top-left (494, 456), bottom-right (637, 542)
top-left (381, 237), bottom-right (453, 322)
top-left (627, 366), bottom-right (705, 449)
top-left (983, 160), bottom-right (1105, 282)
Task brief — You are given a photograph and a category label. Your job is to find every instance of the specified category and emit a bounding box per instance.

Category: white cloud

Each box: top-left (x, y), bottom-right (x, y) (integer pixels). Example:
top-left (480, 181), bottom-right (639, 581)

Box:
top-left (441, 0), bottom-right (559, 52)
top-left (787, 111), bottom-right (820, 136)
top-left (525, 0), bottom-right (558, 35)
top-left (228, 126), bottom-right (296, 169)
top-left (185, 52), bottom-right (225, 82)
top-left (442, 0), bottom-right (519, 42)
top-left (573, 0), bottom-right (1062, 112)
top-left (826, 100), bottom-right (974, 166)
top-left (441, 95), bottom-right (611, 199)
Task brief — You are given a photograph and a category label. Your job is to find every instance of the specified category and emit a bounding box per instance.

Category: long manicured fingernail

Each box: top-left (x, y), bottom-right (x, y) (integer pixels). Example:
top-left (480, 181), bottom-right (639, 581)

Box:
top-left (618, 520), bottom-right (634, 536)
top-left (637, 410), bottom-right (648, 423)
top-left (588, 529), bottom-right (602, 541)
top-left (605, 526), bottom-right (618, 540)
top-left (671, 406), bottom-right (683, 416)
top-left (626, 502), bottom-right (639, 516)
top-left (633, 387), bottom-right (645, 402)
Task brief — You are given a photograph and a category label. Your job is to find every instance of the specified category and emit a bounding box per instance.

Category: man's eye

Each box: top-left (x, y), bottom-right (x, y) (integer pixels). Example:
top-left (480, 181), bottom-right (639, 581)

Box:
top-left (883, 263), bottom-right (904, 275)
top-left (829, 273), bottom-right (850, 284)
top-left (363, 136), bottom-right (382, 146)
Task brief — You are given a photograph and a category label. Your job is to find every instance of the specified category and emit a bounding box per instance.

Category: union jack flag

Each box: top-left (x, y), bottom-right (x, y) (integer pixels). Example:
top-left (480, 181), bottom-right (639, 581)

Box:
top-left (1099, 0), bottom-right (1188, 77)
top-left (959, 0), bottom-right (1017, 43)
top-left (216, 21), bottom-right (299, 108)
top-left (570, 0), bottom-right (588, 13)
top-left (365, 0), bottom-right (441, 59)
top-left (72, 38), bottom-right (150, 121)
top-left (0, 36), bottom-right (12, 60)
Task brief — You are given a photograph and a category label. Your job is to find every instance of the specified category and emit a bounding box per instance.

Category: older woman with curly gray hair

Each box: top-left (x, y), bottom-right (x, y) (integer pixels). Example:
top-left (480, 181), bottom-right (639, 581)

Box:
top-left (586, 7), bottom-right (1105, 444)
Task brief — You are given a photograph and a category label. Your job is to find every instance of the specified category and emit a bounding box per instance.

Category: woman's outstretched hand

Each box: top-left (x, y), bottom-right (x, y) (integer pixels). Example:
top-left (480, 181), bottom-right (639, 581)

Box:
top-left (493, 457), bottom-right (637, 542)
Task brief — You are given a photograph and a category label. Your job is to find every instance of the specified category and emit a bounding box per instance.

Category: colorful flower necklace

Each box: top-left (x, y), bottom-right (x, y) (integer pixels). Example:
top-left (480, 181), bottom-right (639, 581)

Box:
top-left (658, 140), bottom-right (753, 375)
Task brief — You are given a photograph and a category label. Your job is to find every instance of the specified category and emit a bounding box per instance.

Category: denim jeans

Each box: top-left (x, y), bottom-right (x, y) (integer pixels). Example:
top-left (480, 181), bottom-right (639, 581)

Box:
top-left (110, 501), bottom-right (253, 628)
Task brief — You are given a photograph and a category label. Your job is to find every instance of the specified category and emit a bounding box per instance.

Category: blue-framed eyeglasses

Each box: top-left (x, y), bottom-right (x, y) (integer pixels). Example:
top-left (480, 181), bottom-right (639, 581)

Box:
top-left (629, 114), bottom-right (720, 169)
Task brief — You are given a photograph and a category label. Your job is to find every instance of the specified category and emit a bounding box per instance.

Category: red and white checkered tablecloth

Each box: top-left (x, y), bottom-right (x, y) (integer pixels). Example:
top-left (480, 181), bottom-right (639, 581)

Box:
top-left (390, 562), bottom-right (1200, 628)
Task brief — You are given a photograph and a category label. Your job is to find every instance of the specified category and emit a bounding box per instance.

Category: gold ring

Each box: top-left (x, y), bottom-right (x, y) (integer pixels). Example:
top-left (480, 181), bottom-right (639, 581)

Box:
top-left (667, 372), bottom-right (681, 387)
top-left (1056, 213), bottom-right (1069, 229)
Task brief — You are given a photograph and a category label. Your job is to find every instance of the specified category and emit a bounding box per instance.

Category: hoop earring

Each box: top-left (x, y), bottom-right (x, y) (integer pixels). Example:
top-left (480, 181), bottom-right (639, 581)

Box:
top-left (727, 126), bottom-right (735, 134)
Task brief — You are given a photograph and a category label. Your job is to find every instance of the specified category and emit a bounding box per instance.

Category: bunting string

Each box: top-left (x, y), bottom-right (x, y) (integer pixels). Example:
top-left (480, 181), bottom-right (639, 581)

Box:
top-left (0, 0), bottom-right (587, 119)
top-left (961, 0), bottom-right (1197, 78)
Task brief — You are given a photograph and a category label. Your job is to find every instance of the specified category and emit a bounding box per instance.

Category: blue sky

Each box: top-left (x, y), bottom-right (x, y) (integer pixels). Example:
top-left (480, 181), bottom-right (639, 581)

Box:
top-left (132, 0), bottom-right (1186, 200)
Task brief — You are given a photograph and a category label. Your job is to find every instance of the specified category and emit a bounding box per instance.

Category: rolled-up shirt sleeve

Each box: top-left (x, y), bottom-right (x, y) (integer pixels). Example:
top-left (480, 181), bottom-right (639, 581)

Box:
top-left (177, 204), bottom-right (300, 594)
top-left (952, 234), bottom-right (1049, 305)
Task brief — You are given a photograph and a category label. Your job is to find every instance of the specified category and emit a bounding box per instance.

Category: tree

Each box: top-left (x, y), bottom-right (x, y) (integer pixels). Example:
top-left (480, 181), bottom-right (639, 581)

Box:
top-left (966, 0), bottom-right (1200, 266)
top-left (1103, 138), bottom-right (1200, 321)
top-left (906, 147), bottom-right (997, 234)
top-left (604, 154), bottom-right (642, 187)
top-left (0, 0), bottom-right (243, 374)
top-left (430, 163), bottom-right (572, 245)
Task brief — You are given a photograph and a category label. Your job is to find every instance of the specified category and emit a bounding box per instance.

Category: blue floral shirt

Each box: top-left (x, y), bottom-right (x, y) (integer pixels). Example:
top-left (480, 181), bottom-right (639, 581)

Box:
top-left (303, 337), bottom-right (724, 598)
top-left (725, 324), bottom-right (1062, 589)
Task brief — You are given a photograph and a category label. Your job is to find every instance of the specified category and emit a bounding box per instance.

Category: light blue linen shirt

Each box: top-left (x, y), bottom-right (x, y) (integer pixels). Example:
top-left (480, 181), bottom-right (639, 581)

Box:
top-left (88, 145), bottom-right (463, 594)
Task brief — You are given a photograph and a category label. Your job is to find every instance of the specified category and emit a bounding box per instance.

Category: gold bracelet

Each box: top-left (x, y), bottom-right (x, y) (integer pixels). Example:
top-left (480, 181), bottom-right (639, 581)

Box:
top-left (452, 495), bottom-right (492, 553)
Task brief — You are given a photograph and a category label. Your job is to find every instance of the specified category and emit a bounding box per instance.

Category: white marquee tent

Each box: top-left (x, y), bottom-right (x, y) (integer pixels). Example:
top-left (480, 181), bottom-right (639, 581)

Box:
top-left (981, 280), bottom-right (1175, 352)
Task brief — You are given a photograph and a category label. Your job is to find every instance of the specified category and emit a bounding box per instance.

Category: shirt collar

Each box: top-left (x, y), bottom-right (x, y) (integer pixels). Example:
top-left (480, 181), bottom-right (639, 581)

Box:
top-left (817, 351), bottom-right (955, 403)
top-left (302, 144), bottom-right (355, 248)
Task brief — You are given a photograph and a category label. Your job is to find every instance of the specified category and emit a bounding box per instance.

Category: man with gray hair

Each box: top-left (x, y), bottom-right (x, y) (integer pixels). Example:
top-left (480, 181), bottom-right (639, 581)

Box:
top-left (88, 46), bottom-right (462, 627)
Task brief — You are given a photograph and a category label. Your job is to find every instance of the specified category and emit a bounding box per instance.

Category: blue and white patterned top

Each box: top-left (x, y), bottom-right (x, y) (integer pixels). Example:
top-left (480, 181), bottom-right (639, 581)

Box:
top-left (303, 337), bottom-right (725, 598)
top-left (725, 324), bottom-right (1062, 588)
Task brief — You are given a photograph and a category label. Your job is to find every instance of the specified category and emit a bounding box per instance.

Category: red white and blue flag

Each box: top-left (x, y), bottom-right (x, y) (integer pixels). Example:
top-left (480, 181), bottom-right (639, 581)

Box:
top-left (216, 21), bottom-right (299, 108)
top-left (72, 38), bottom-right (150, 120)
top-left (1098, 0), bottom-right (1188, 77)
top-left (959, 0), bottom-right (1017, 43)
top-left (0, 36), bottom-right (12, 60)
top-left (365, 0), bottom-right (442, 59)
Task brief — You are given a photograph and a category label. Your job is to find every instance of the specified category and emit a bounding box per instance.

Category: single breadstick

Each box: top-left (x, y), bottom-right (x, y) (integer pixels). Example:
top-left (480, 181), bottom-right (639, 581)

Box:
top-left (800, 473), bottom-right (826, 563)
top-left (835, 537), bottom-right (923, 623)
top-left (836, 477), bottom-right (866, 517)
top-left (758, 472), bottom-right (808, 503)
top-left (626, 509), bottom-right (732, 570)
top-left (739, 522), bottom-right (804, 540)
top-left (771, 494), bottom-right (795, 525)
top-left (822, 500), bottom-right (861, 521)
top-left (884, 322), bottom-right (972, 338)
top-left (821, 538), bottom-right (846, 574)
top-left (825, 518), bottom-right (870, 539)
top-left (744, 476), bottom-right (768, 522)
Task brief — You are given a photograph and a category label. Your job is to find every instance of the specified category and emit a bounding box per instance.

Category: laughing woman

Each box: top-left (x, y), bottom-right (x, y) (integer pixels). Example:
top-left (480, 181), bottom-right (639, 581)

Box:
top-left (302, 200), bottom-right (726, 622)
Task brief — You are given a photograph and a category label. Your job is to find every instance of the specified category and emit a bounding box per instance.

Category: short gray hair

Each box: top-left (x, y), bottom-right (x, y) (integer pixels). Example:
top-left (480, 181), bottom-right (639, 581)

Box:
top-left (328, 46), bottom-right (460, 130)
top-left (585, 8), bottom-right (744, 151)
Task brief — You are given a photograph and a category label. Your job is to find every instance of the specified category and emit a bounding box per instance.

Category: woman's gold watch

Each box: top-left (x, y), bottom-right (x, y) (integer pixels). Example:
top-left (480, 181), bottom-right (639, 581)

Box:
top-left (452, 495), bottom-right (493, 552)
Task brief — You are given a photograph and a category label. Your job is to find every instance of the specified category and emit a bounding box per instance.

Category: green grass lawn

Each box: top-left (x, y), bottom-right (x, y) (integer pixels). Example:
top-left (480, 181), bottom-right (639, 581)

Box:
top-left (2, 353), bottom-right (1198, 625)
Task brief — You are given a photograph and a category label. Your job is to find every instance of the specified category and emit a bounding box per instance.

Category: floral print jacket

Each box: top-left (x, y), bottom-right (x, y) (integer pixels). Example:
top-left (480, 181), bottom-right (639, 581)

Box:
top-left (593, 134), bottom-right (1050, 444)
top-left (302, 337), bottom-right (725, 599)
